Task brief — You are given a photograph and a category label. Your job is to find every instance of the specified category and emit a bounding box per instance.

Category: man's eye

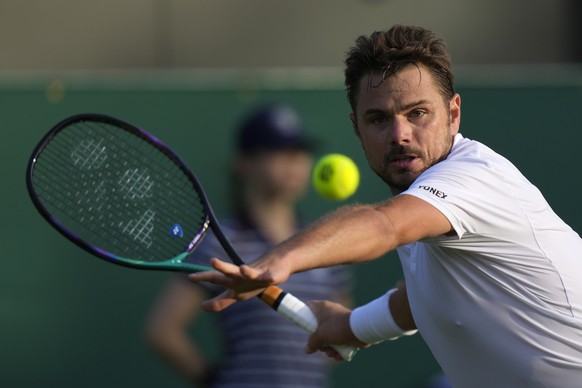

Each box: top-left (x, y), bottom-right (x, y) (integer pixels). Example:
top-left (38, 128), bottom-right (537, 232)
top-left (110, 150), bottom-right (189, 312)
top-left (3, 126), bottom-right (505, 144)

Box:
top-left (409, 110), bottom-right (426, 118)
top-left (372, 116), bottom-right (387, 124)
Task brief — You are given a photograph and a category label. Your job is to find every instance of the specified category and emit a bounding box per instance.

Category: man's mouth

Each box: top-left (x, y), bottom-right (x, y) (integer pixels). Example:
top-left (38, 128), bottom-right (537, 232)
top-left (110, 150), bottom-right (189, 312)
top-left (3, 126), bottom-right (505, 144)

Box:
top-left (391, 155), bottom-right (416, 161)
top-left (388, 154), bottom-right (418, 168)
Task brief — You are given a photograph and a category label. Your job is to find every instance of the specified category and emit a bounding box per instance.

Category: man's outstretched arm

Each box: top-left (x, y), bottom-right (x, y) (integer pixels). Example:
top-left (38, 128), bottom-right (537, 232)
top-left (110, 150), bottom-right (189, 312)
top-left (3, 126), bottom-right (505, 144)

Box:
top-left (189, 194), bottom-right (451, 311)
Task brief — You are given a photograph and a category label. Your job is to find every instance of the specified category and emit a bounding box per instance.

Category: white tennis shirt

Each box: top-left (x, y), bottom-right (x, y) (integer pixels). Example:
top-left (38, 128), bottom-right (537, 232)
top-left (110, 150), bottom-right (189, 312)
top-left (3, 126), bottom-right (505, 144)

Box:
top-left (398, 134), bottom-right (582, 387)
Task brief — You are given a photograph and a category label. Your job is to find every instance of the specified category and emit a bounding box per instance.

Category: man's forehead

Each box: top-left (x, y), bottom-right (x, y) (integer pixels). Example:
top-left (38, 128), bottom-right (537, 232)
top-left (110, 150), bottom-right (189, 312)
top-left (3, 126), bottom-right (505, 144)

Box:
top-left (354, 65), bottom-right (442, 111)
top-left (361, 66), bottom-right (432, 95)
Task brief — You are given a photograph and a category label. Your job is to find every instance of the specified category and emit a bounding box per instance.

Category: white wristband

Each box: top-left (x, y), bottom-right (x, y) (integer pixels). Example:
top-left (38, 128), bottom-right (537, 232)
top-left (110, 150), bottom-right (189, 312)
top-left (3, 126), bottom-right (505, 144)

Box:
top-left (349, 288), bottom-right (418, 345)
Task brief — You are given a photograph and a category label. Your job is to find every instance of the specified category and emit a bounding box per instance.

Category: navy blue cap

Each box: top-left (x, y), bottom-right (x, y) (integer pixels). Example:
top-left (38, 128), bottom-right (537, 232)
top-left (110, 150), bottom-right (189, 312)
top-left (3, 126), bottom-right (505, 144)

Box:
top-left (236, 104), bottom-right (316, 153)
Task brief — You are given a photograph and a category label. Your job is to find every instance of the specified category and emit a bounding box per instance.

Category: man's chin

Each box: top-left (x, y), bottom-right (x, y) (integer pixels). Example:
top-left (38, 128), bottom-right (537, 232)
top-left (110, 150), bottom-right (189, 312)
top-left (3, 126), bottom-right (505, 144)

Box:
top-left (384, 173), bottom-right (420, 194)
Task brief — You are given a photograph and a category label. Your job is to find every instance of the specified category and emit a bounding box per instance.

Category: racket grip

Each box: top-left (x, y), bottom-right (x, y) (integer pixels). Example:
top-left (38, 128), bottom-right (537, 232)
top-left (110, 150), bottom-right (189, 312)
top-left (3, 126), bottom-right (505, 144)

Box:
top-left (260, 286), bottom-right (358, 361)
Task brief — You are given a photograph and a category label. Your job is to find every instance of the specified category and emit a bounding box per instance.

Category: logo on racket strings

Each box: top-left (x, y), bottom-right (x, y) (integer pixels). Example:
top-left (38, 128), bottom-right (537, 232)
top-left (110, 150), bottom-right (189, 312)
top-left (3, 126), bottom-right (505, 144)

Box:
top-left (170, 224), bottom-right (184, 238)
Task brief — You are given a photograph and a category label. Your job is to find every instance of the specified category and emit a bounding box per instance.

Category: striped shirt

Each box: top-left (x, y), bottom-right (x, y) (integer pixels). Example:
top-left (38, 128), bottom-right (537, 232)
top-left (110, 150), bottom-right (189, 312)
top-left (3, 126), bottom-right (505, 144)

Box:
top-left (186, 217), bottom-right (352, 388)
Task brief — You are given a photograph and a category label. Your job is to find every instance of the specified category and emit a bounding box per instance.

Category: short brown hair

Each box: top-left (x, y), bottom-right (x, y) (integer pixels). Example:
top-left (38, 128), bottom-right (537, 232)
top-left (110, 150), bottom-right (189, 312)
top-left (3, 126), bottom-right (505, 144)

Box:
top-left (344, 25), bottom-right (455, 112)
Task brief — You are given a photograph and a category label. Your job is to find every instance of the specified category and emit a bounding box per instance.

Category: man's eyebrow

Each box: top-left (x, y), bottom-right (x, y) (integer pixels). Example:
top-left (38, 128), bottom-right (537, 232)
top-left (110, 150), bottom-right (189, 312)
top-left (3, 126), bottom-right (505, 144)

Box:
top-left (401, 99), bottom-right (431, 111)
top-left (363, 100), bottom-right (432, 116)
top-left (363, 108), bottom-right (389, 116)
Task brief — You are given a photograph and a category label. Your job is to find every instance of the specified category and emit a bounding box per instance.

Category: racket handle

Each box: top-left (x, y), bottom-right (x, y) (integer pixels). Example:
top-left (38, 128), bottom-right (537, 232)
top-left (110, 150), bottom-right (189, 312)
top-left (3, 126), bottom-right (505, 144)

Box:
top-left (260, 286), bottom-right (358, 361)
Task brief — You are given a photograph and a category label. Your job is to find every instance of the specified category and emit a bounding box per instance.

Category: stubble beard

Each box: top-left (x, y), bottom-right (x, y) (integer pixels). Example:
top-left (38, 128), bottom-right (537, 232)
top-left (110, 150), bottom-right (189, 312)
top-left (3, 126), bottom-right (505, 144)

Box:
top-left (372, 133), bottom-right (453, 195)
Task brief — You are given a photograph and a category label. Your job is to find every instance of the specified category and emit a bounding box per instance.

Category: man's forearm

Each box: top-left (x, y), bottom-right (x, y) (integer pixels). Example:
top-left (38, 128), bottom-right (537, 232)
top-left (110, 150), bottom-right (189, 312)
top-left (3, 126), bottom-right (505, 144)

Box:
top-left (270, 203), bottom-right (398, 274)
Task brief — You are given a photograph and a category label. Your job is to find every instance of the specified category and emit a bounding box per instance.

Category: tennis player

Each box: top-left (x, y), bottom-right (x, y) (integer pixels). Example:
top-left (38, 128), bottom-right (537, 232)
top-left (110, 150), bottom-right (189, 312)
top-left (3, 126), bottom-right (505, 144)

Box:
top-left (190, 26), bottom-right (582, 387)
top-left (145, 103), bottom-right (352, 387)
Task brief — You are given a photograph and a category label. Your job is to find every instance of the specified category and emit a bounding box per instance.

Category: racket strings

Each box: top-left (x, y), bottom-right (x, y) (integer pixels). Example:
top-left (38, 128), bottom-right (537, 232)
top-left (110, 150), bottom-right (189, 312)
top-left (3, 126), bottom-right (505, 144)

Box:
top-left (31, 120), bottom-right (208, 262)
top-left (41, 125), bottom-right (202, 205)
top-left (37, 122), bottom-right (206, 259)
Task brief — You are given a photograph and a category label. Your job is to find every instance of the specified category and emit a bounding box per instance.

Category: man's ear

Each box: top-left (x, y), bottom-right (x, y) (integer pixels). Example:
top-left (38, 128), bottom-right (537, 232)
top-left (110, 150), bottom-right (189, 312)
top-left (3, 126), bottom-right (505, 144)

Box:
top-left (449, 93), bottom-right (461, 136)
top-left (350, 112), bottom-right (364, 149)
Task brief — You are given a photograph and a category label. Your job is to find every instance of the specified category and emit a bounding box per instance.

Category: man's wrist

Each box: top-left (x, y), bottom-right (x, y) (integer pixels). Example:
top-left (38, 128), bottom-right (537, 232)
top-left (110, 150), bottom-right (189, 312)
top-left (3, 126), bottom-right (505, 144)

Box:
top-left (349, 288), bottom-right (418, 345)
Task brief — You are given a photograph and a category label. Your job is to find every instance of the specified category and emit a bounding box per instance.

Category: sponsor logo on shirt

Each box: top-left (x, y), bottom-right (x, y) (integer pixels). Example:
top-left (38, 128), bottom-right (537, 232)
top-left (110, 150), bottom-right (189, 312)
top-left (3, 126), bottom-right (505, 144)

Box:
top-left (418, 185), bottom-right (447, 199)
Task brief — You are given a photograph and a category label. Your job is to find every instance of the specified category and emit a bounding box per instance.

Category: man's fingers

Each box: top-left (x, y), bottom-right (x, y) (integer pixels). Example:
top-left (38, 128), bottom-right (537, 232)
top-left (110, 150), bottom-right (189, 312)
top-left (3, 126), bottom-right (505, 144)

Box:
top-left (305, 332), bottom-right (321, 355)
top-left (189, 259), bottom-right (273, 286)
top-left (305, 334), bottom-right (343, 360)
top-left (188, 271), bottom-right (232, 287)
top-left (240, 264), bottom-right (275, 283)
top-left (189, 259), bottom-right (265, 287)
top-left (210, 258), bottom-right (243, 277)
top-left (305, 301), bottom-right (327, 354)
top-left (200, 290), bottom-right (237, 312)
top-left (188, 258), bottom-right (277, 312)
top-left (320, 346), bottom-right (343, 361)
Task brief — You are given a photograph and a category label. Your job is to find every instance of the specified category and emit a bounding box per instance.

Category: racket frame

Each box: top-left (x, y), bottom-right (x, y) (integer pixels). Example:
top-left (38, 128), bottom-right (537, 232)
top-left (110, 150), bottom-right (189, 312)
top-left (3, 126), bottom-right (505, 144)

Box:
top-left (26, 113), bottom-right (215, 273)
top-left (26, 113), bottom-right (358, 361)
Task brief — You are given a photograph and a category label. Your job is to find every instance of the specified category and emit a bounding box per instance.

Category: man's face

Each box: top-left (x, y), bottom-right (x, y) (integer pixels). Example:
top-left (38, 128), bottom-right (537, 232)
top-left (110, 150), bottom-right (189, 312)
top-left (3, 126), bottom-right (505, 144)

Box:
top-left (351, 64), bottom-right (461, 195)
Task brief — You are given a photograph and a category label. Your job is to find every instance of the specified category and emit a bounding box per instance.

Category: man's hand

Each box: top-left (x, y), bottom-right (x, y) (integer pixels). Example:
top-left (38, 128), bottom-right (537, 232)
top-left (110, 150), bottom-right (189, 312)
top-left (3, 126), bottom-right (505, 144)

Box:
top-left (305, 300), bottom-right (370, 360)
top-left (188, 256), bottom-right (291, 311)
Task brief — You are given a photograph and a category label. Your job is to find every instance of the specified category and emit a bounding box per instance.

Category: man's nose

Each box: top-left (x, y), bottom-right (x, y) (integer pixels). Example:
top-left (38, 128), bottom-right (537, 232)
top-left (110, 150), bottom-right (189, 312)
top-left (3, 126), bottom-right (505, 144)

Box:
top-left (389, 117), bottom-right (412, 145)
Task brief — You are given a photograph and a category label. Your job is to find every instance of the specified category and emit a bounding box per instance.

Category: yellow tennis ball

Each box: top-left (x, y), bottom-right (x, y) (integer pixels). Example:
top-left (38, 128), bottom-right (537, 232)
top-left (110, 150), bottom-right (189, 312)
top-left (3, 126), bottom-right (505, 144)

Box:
top-left (312, 154), bottom-right (360, 200)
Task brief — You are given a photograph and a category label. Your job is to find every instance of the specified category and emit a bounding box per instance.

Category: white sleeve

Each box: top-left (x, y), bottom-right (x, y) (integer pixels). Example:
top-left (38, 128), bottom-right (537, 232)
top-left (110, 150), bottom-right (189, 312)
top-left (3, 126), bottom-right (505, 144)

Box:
top-left (399, 157), bottom-right (525, 242)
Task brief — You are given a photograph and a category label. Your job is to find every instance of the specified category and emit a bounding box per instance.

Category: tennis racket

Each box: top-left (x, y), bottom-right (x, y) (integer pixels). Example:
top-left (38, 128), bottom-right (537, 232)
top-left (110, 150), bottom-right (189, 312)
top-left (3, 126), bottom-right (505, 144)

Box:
top-left (26, 113), bottom-right (357, 361)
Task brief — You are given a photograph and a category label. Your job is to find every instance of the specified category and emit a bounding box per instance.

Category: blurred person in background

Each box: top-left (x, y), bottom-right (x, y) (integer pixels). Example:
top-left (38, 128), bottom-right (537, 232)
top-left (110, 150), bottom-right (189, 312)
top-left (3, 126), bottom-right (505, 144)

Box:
top-left (144, 103), bottom-right (352, 387)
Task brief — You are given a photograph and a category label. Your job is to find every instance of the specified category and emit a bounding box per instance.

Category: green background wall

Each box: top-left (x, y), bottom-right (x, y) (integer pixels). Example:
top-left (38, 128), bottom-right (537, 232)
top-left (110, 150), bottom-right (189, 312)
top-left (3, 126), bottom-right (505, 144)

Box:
top-left (2, 75), bottom-right (581, 387)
